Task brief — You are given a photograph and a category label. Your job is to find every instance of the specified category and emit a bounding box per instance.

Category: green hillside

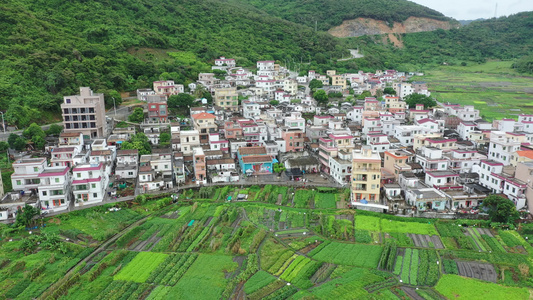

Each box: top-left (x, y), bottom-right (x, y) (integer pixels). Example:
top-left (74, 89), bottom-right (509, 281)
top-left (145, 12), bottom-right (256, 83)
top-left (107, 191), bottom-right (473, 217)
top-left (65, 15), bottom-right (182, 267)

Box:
top-left (237, 0), bottom-right (452, 30)
top-left (302, 12), bottom-right (533, 74)
top-left (0, 0), bottom-right (341, 127)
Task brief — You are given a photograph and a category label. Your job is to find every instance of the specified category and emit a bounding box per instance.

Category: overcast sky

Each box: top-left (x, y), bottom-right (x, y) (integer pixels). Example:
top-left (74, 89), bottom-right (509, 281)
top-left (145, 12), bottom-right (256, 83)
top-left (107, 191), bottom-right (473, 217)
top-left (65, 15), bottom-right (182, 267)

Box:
top-left (409, 0), bottom-right (533, 20)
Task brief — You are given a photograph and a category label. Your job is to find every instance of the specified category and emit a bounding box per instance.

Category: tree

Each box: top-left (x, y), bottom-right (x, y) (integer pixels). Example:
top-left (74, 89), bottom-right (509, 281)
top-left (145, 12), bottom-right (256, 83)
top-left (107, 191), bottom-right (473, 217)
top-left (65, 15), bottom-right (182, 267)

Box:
top-left (481, 195), bottom-right (520, 224)
top-left (13, 136), bottom-right (27, 151)
top-left (128, 107), bottom-right (144, 123)
top-left (22, 123), bottom-right (45, 140)
top-left (384, 87), bottom-right (396, 95)
top-left (103, 90), bottom-right (123, 109)
top-left (0, 141), bottom-right (8, 152)
top-left (8, 133), bottom-right (18, 149)
top-left (357, 91), bottom-right (372, 100)
top-left (121, 133), bottom-right (151, 155)
top-left (404, 93), bottom-right (437, 109)
top-left (375, 89), bottom-right (384, 98)
top-left (309, 79), bottom-right (323, 90)
top-left (313, 90), bottom-right (329, 106)
top-left (269, 100), bottom-right (279, 106)
top-left (168, 94), bottom-right (195, 110)
top-left (273, 163), bottom-right (286, 174)
top-left (46, 124), bottom-right (63, 136)
top-left (160, 132), bottom-right (171, 145)
top-left (32, 135), bottom-right (46, 150)
top-left (14, 204), bottom-right (40, 228)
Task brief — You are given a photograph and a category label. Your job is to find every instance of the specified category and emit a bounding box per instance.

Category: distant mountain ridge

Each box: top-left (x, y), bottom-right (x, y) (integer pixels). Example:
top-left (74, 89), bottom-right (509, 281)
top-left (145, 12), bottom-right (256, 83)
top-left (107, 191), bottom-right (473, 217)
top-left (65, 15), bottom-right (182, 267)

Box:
top-left (236, 0), bottom-right (458, 35)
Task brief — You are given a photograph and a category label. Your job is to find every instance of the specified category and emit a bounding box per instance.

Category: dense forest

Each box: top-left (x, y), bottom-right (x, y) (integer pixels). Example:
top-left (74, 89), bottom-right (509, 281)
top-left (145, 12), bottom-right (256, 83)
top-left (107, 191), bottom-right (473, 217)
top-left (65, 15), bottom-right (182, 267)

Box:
top-left (299, 12), bottom-right (533, 75)
top-left (0, 0), bottom-right (342, 127)
top-left (237, 0), bottom-right (452, 30)
top-left (0, 0), bottom-right (532, 128)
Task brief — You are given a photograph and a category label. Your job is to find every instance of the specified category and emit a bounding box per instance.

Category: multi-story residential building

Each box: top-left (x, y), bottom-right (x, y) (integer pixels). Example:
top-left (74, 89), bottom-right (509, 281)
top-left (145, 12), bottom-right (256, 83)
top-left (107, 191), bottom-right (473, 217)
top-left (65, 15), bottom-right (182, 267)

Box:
top-left (72, 163), bottom-right (108, 206)
top-left (367, 134), bottom-right (390, 153)
top-left (383, 150), bottom-right (413, 181)
top-left (283, 79), bottom-right (298, 95)
top-left (215, 57), bottom-right (236, 68)
top-left (198, 73), bottom-right (216, 89)
top-left (394, 82), bottom-right (414, 99)
top-left (394, 125), bottom-right (425, 146)
top-left (405, 188), bottom-right (447, 211)
top-left (331, 75), bottom-right (347, 89)
top-left (214, 87), bottom-right (239, 111)
top-left (255, 78), bottom-right (276, 98)
top-left (61, 87), bottom-right (106, 138)
top-left (153, 80), bottom-right (183, 96)
top-left (243, 101), bottom-right (261, 119)
top-left (179, 130), bottom-right (200, 156)
top-left (488, 131), bottom-right (522, 165)
top-left (257, 60), bottom-right (275, 71)
top-left (362, 117), bottom-right (381, 135)
top-left (237, 146), bottom-right (274, 175)
top-left (511, 150), bottom-right (533, 167)
top-left (329, 150), bottom-right (352, 186)
top-left (146, 95), bottom-right (168, 123)
top-left (115, 149), bottom-right (139, 180)
top-left (444, 149), bottom-right (486, 173)
top-left (38, 166), bottom-right (71, 212)
top-left (425, 171), bottom-right (459, 188)
top-left (173, 152), bottom-right (186, 185)
top-left (351, 146), bottom-right (381, 203)
top-left (416, 147), bottom-right (449, 172)
top-left (192, 112), bottom-right (217, 145)
top-left (284, 112), bottom-right (306, 131)
top-left (136, 88), bottom-right (155, 101)
top-left (384, 96), bottom-right (405, 114)
top-left (281, 128), bottom-right (304, 152)
top-left (457, 121), bottom-right (477, 140)
top-left (11, 158), bottom-right (47, 194)
top-left (192, 147), bottom-right (207, 184)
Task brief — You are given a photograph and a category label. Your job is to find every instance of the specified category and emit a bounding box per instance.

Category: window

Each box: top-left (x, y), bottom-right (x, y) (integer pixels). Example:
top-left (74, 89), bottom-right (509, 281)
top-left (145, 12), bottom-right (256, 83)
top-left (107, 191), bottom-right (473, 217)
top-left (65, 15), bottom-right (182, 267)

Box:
top-left (77, 173), bottom-right (81, 178)
top-left (16, 180), bottom-right (21, 186)
top-left (55, 178), bottom-right (60, 183)
top-left (93, 193), bottom-right (97, 198)
top-left (128, 172), bottom-right (133, 176)
top-left (42, 191), bottom-right (47, 196)
top-left (91, 183), bottom-right (96, 188)
top-left (437, 179), bottom-right (441, 183)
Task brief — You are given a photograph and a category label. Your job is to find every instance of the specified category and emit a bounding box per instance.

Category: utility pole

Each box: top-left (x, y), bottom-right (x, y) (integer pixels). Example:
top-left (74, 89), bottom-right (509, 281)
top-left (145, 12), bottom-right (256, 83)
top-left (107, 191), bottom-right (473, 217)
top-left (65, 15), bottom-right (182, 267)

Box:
top-left (315, 20), bottom-right (318, 32)
top-left (0, 111), bottom-right (4, 133)
top-left (112, 97), bottom-right (117, 118)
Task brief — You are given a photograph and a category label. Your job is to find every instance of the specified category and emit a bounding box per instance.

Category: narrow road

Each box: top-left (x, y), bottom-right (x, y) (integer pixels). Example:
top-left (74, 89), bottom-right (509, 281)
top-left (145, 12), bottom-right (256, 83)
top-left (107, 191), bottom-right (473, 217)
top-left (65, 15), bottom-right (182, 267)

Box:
top-left (337, 49), bottom-right (364, 61)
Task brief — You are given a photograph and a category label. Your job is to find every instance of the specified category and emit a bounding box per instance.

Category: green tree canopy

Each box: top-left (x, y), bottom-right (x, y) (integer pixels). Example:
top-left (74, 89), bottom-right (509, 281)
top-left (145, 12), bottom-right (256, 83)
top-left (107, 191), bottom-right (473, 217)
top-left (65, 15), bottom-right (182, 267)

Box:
top-left (269, 100), bottom-right (280, 106)
top-left (46, 124), bottom-right (63, 136)
top-left (309, 79), bottom-right (323, 90)
top-left (357, 91), bottom-right (372, 100)
top-left (481, 195), bottom-right (520, 224)
top-left (313, 90), bottom-right (329, 106)
top-left (168, 94), bottom-right (195, 110)
top-left (160, 132), bottom-right (171, 145)
top-left (128, 107), bottom-right (145, 123)
top-left (121, 133), bottom-right (152, 155)
top-left (23, 123), bottom-right (46, 140)
top-left (15, 204), bottom-right (40, 228)
top-left (404, 93), bottom-right (437, 109)
top-left (384, 87), bottom-right (396, 95)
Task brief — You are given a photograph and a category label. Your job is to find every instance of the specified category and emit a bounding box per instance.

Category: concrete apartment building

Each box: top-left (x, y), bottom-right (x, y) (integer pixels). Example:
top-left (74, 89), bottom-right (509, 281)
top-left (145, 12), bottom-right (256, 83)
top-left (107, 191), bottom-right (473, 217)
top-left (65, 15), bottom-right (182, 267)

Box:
top-left (214, 87), bottom-right (239, 111)
top-left (61, 87), bottom-right (106, 138)
top-left (352, 146), bottom-right (381, 203)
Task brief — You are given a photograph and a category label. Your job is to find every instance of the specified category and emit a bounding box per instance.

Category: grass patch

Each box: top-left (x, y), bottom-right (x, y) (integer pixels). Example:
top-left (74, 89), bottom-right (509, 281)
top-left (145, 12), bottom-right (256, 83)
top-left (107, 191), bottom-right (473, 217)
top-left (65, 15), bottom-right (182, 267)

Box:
top-left (114, 252), bottom-right (168, 283)
top-left (436, 274), bottom-right (530, 299)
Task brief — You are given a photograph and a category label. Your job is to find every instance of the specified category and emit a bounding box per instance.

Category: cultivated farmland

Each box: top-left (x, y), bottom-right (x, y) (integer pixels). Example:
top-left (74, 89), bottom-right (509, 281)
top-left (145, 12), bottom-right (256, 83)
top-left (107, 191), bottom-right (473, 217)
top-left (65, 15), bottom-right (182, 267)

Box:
top-left (1, 185), bottom-right (532, 299)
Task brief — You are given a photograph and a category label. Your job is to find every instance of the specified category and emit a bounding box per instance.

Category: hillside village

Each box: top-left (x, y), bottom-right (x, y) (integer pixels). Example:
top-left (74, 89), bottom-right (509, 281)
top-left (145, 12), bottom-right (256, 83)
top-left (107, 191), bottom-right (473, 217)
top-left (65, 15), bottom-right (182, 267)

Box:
top-left (1, 56), bottom-right (532, 221)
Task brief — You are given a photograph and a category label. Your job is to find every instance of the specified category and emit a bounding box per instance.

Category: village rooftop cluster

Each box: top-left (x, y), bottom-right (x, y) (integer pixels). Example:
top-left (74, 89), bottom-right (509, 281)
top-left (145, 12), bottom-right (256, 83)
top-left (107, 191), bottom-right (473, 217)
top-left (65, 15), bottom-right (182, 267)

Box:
top-left (1, 56), bottom-right (532, 220)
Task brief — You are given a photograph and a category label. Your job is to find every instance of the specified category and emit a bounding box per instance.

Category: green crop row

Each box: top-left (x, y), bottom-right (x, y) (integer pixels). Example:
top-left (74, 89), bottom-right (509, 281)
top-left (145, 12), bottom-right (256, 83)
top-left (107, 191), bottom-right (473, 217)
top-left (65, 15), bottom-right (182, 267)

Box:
top-left (244, 271), bottom-right (277, 295)
top-left (311, 242), bottom-right (382, 268)
top-left (114, 252), bottom-right (168, 283)
top-left (442, 259), bottom-right (458, 275)
top-left (400, 249), bottom-right (412, 283)
top-left (409, 249), bottom-right (419, 285)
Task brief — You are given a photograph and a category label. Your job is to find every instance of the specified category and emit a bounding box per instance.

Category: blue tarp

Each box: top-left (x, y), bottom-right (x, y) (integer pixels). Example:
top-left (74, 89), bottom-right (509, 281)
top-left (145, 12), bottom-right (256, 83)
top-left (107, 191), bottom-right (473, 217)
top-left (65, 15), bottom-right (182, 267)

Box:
top-left (272, 158), bottom-right (279, 163)
top-left (360, 199), bottom-right (368, 204)
top-left (188, 220), bottom-right (195, 227)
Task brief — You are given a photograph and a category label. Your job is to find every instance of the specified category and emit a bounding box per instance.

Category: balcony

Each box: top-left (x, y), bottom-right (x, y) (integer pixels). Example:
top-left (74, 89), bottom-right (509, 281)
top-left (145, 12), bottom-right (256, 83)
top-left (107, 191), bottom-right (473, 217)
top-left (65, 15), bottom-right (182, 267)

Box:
top-left (353, 175), bottom-right (367, 181)
top-left (353, 184), bottom-right (367, 191)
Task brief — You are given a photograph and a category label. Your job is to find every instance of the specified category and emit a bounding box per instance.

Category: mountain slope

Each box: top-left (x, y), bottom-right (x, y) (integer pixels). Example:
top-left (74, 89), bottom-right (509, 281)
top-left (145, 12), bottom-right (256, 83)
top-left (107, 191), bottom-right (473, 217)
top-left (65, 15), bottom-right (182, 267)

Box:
top-left (0, 0), bottom-right (342, 127)
top-left (236, 0), bottom-right (455, 32)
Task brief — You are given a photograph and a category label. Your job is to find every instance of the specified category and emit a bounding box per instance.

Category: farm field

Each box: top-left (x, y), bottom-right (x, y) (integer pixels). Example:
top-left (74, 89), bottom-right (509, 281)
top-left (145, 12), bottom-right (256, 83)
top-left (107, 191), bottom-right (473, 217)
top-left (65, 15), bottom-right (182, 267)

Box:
top-left (1, 185), bottom-right (533, 299)
top-left (415, 61), bottom-right (533, 120)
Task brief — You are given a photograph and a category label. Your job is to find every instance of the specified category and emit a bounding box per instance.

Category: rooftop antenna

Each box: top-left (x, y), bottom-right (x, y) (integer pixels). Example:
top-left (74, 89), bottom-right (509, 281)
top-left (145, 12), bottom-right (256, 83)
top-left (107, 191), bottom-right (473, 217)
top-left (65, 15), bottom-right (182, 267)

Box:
top-left (494, 3), bottom-right (498, 18)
